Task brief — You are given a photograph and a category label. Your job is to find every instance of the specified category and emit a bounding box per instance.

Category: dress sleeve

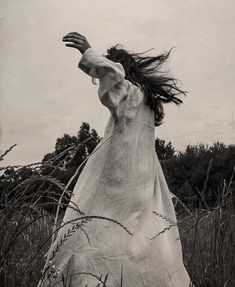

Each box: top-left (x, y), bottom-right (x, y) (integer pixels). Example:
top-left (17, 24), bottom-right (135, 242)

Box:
top-left (78, 48), bottom-right (128, 117)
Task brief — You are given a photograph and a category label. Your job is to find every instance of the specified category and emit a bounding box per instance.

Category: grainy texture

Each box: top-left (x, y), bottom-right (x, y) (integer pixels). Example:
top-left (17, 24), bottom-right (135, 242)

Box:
top-left (40, 48), bottom-right (191, 287)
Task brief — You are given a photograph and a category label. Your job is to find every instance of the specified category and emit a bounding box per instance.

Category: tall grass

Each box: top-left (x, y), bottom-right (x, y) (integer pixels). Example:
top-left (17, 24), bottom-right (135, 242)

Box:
top-left (0, 146), bottom-right (234, 286)
top-left (178, 179), bottom-right (235, 286)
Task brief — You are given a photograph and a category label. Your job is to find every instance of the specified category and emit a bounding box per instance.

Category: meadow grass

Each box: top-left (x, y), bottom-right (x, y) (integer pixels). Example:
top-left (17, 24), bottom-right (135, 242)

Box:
top-left (0, 146), bottom-right (234, 286)
top-left (1, 203), bottom-right (234, 286)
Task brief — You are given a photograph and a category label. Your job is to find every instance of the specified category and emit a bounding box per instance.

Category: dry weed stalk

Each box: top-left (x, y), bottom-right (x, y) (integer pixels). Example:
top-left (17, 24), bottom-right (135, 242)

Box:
top-left (0, 145), bottom-right (234, 287)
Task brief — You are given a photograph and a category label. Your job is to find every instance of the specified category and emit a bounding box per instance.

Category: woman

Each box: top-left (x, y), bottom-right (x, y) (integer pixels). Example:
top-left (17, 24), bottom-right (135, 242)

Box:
top-left (40, 32), bottom-right (191, 287)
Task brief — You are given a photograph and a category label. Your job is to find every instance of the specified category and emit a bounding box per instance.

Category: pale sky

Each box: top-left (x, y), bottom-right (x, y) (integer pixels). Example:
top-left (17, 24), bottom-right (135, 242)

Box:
top-left (0, 0), bottom-right (235, 166)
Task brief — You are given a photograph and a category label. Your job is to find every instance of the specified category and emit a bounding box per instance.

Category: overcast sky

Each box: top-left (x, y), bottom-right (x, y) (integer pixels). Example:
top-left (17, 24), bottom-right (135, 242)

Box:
top-left (0, 0), bottom-right (235, 166)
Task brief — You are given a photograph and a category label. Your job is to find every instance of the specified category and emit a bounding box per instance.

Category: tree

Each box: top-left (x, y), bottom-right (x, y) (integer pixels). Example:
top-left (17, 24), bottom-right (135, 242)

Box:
top-left (163, 142), bottom-right (235, 207)
top-left (55, 134), bottom-right (79, 154)
top-left (41, 122), bottom-right (101, 187)
top-left (155, 138), bottom-right (175, 160)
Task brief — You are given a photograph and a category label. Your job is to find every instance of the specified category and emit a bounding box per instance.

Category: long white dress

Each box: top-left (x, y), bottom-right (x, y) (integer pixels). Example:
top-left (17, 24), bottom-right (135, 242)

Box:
top-left (41, 48), bottom-right (191, 287)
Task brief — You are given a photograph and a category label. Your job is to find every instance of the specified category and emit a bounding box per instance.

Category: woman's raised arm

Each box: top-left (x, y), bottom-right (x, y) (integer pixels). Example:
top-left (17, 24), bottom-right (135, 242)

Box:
top-left (62, 32), bottom-right (128, 117)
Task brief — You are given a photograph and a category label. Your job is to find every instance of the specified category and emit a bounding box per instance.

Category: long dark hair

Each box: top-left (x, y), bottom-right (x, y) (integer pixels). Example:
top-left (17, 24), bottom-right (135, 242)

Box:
top-left (105, 44), bottom-right (187, 126)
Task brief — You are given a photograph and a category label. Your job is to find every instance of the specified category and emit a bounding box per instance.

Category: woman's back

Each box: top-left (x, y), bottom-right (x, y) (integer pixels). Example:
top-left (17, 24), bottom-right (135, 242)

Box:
top-left (39, 46), bottom-right (191, 287)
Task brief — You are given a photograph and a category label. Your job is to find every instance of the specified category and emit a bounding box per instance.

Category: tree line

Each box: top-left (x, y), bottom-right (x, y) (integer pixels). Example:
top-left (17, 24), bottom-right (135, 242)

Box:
top-left (0, 122), bottom-right (234, 210)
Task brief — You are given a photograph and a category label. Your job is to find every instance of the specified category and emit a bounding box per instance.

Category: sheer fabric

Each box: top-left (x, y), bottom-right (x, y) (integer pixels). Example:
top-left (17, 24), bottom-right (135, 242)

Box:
top-left (40, 48), bottom-right (191, 287)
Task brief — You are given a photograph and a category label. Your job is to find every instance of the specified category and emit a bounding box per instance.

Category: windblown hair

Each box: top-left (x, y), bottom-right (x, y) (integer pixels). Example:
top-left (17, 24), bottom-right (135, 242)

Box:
top-left (105, 44), bottom-right (187, 126)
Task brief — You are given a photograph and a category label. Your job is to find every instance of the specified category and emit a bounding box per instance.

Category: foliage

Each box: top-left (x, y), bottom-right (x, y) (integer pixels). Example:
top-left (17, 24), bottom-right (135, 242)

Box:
top-left (178, 169), bottom-right (235, 286)
top-left (0, 123), bottom-right (101, 212)
top-left (0, 124), bottom-right (234, 286)
top-left (155, 138), bottom-right (175, 160)
top-left (0, 153), bottom-right (234, 286)
top-left (162, 142), bottom-right (235, 207)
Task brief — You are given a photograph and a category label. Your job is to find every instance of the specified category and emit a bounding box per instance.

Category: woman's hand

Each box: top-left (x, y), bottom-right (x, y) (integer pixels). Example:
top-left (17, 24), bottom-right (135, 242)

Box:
top-left (62, 32), bottom-right (91, 54)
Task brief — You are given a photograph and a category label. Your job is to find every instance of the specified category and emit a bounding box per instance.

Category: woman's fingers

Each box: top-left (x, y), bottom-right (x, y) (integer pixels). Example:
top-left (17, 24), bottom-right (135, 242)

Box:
top-left (68, 32), bottom-right (85, 38)
top-left (63, 32), bottom-right (85, 40)
top-left (65, 43), bottom-right (82, 49)
top-left (62, 37), bottom-right (84, 45)
top-left (63, 32), bottom-right (91, 54)
top-left (66, 32), bottom-right (84, 36)
top-left (63, 35), bottom-right (84, 41)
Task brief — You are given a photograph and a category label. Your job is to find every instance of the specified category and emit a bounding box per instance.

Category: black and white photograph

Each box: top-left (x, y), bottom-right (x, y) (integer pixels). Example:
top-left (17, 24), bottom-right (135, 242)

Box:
top-left (0, 1), bottom-right (234, 286)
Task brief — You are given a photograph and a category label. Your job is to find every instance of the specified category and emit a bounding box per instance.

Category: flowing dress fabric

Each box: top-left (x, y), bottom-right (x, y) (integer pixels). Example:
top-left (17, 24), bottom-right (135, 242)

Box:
top-left (41, 48), bottom-right (191, 287)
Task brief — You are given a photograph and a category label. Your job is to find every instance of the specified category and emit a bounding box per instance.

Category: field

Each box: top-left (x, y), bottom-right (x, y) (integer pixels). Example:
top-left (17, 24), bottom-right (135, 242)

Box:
top-left (0, 145), bottom-right (234, 287)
